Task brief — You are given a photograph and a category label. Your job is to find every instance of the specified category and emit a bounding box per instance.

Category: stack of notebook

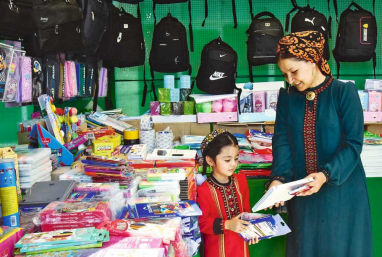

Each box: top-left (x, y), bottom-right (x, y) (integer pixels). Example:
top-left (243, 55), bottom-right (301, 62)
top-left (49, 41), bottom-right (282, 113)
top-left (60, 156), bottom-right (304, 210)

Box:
top-left (17, 148), bottom-right (52, 190)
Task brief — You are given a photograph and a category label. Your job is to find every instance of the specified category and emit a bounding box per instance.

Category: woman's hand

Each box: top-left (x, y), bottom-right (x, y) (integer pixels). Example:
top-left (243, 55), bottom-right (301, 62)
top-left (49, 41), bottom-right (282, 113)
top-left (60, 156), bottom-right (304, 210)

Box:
top-left (249, 236), bottom-right (260, 245)
top-left (297, 172), bottom-right (327, 196)
top-left (263, 180), bottom-right (285, 210)
top-left (225, 213), bottom-right (252, 233)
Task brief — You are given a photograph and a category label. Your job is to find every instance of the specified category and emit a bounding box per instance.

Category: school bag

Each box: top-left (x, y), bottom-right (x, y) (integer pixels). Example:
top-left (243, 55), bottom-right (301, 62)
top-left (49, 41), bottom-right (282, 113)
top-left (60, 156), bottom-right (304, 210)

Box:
top-left (0, 0), bottom-right (34, 39)
top-left (19, 56), bottom-right (32, 103)
top-left (76, 0), bottom-right (109, 54)
top-left (246, 12), bottom-right (283, 82)
top-left (29, 0), bottom-right (85, 54)
top-left (153, 0), bottom-right (193, 52)
top-left (43, 56), bottom-right (60, 99)
top-left (195, 37), bottom-right (237, 95)
top-left (145, 13), bottom-right (191, 106)
top-left (332, 2), bottom-right (377, 78)
top-left (31, 57), bottom-right (44, 104)
top-left (97, 4), bottom-right (145, 68)
top-left (289, 5), bottom-right (331, 61)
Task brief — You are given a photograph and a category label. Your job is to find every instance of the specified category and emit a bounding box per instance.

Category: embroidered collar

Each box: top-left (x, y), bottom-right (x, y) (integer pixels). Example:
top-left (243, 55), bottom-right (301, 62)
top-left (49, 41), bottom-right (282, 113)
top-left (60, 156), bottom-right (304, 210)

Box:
top-left (209, 174), bottom-right (233, 187)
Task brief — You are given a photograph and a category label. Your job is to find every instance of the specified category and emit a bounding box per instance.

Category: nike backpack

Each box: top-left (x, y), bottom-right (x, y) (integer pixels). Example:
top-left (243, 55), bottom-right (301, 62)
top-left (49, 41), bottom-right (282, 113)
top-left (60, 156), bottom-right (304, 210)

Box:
top-left (288, 5), bottom-right (331, 61)
top-left (195, 37), bottom-right (238, 95)
top-left (77, 0), bottom-right (109, 54)
top-left (97, 5), bottom-right (145, 68)
top-left (153, 0), bottom-right (193, 52)
top-left (246, 12), bottom-right (283, 82)
top-left (145, 13), bottom-right (191, 106)
top-left (332, 2), bottom-right (377, 78)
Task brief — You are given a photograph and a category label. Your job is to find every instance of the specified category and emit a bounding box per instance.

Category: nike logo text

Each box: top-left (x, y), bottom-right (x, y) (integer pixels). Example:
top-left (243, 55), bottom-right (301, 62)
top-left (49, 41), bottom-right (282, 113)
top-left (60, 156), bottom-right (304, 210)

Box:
top-left (209, 72), bottom-right (227, 81)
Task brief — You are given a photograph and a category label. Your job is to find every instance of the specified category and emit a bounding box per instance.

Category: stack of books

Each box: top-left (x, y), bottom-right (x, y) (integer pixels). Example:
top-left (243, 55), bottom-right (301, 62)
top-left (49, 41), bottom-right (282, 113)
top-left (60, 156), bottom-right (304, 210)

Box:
top-left (14, 228), bottom-right (109, 255)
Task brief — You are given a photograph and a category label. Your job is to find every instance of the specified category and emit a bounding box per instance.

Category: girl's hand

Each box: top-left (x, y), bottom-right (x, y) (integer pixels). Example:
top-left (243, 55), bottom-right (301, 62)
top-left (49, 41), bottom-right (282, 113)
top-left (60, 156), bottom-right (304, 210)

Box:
top-left (263, 180), bottom-right (285, 210)
top-left (297, 172), bottom-right (326, 196)
top-left (249, 236), bottom-right (259, 245)
top-left (225, 213), bottom-right (252, 233)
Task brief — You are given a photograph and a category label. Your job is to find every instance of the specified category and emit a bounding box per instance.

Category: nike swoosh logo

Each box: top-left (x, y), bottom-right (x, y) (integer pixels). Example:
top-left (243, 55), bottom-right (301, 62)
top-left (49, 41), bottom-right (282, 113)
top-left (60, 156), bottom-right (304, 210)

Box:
top-left (209, 75), bottom-right (227, 80)
top-left (220, 54), bottom-right (226, 57)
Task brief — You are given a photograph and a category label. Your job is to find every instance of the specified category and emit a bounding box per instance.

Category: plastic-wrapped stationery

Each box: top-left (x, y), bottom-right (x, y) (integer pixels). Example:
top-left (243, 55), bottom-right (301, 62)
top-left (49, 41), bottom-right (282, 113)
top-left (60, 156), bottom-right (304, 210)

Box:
top-left (16, 227), bottom-right (98, 247)
top-left (72, 183), bottom-right (119, 193)
top-left (81, 156), bottom-right (127, 167)
top-left (127, 201), bottom-right (202, 219)
top-left (4, 49), bottom-right (24, 102)
top-left (239, 213), bottom-right (291, 242)
top-left (39, 201), bottom-right (112, 232)
top-left (0, 43), bottom-right (15, 101)
top-left (17, 148), bottom-right (51, 164)
top-left (97, 218), bottom-right (181, 245)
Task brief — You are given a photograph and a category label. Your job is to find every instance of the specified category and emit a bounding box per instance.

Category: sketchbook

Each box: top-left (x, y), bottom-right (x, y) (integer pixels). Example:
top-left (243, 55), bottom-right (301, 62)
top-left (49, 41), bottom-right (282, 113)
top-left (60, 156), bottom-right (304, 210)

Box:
top-left (252, 177), bottom-right (314, 212)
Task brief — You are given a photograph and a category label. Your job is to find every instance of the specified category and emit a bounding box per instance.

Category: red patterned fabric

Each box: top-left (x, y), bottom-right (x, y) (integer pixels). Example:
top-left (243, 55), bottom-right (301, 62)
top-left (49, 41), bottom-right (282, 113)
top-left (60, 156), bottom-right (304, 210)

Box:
top-left (303, 77), bottom-right (334, 174)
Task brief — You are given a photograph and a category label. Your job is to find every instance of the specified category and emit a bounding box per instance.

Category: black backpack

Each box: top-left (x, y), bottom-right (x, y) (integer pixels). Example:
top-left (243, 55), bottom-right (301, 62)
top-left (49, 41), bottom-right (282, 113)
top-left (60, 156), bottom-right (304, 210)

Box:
top-left (29, 0), bottom-right (84, 54)
top-left (97, 5), bottom-right (145, 68)
top-left (195, 37), bottom-right (238, 95)
top-left (0, 0), bottom-right (35, 39)
top-left (77, 0), bottom-right (109, 54)
top-left (332, 2), bottom-right (377, 78)
top-left (144, 13), bottom-right (191, 106)
top-left (246, 12), bottom-right (283, 82)
top-left (153, 0), bottom-right (193, 52)
top-left (288, 5), bottom-right (331, 61)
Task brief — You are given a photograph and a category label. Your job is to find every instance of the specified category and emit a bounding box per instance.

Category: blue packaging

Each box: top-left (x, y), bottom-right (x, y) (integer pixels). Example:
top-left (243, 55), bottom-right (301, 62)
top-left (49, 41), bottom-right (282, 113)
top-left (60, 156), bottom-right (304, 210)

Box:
top-left (164, 75), bottom-right (175, 89)
top-left (180, 75), bottom-right (191, 89)
top-left (358, 90), bottom-right (369, 112)
top-left (240, 92), bottom-right (253, 113)
top-left (0, 159), bottom-right (20, 227)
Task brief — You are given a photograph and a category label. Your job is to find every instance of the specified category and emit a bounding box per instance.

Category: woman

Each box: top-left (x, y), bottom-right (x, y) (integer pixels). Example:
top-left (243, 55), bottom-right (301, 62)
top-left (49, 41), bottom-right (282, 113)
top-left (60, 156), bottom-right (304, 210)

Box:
top-left (266, 31), bottom-right (372, 257)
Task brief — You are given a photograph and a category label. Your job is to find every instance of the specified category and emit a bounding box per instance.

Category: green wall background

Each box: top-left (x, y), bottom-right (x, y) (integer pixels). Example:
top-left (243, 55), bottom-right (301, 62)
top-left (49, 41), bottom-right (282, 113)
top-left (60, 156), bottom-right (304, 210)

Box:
top-left (1, 0), bottom-right (381, 146)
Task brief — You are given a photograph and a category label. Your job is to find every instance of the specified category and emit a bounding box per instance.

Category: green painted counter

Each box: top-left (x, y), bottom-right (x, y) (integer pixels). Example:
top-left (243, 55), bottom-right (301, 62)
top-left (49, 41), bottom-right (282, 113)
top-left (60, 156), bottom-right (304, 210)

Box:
top-left (196, 177), bottom-right (381, 256)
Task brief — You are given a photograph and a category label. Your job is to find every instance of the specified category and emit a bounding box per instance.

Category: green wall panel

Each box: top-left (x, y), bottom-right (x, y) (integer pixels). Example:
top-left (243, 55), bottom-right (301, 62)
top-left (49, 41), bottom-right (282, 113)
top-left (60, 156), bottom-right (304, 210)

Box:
top-left (115, 0), bottom-right (382, 116)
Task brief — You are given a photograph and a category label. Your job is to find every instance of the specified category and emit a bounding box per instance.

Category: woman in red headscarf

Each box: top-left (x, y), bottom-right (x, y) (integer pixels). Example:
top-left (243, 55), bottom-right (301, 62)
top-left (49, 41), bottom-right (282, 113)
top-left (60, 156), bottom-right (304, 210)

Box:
top-left (266, 31), bottom-right (372, 257)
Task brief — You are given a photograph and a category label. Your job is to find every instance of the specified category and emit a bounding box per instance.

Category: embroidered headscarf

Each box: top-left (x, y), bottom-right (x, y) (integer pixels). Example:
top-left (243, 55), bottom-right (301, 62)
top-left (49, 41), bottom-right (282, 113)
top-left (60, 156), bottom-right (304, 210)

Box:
top-left (276, 31), bottom-right (332, 76)
top-left (200, 129), bottom-right (227, 154)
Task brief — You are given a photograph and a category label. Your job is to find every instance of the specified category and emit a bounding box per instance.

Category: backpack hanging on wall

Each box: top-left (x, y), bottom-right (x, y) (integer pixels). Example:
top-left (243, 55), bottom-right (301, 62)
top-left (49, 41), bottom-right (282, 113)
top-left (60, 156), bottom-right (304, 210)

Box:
top-left (29, 0), bottom-right (85, 54)
top-left (332, 2), bottom-right (377, 78)
top-left (0, 0), bottom-right (35, 39)
top-left (202, 0), bottom-right (237, 29)
top-left (144, 13), bottom-right (191, 106)
top-left (246, 12), bottom-right (283, 82)
top-left (77, 0), bottom-right (109, 54)
top-left (289, 5), bottom-right (331, 61)
top-left (195, 37), bottom-right (237, 95)
top-left (153, 0), bottom-right (193, 52)
top-left (97, 4), bottom-right (145, 68)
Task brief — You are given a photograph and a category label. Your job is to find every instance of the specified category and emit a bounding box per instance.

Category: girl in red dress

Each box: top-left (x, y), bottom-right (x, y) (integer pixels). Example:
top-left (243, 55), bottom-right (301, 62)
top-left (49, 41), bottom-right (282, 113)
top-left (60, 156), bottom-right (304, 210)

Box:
top-left (197, 129), bottom-right (258, 257)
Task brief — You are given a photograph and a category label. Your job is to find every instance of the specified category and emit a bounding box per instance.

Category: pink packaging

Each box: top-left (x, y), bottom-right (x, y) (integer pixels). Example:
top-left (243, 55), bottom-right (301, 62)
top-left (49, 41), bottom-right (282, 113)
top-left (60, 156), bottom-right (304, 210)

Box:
top-left (64, 61), bottom-right (78, 98)
top-left (364, 112), bottom-right (382, 122)
top-left (20, 56), bottom-right (32, 103)
top-left (266, 91), bottom-right (278, 111)
top-left (0, 228), bottom-right (24, 257)
top-left (253, 92), bottom-right (266, 112)
top-left (222, 98), bottom-right (237, 112)
top-left (102, 236), bottom-right (163, 249)
top-left (39, 201), bottom-right (112, 232)
top-left (150, 101), bottom-right (161, 116)
top-left (368, 91), bottom-right (381, 112)
top-left (197, 112), bottom-right (238, 123)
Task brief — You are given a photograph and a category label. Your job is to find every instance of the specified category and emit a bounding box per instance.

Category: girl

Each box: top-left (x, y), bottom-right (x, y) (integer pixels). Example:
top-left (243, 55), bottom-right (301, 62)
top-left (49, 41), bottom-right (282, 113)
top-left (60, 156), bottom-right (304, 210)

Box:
top-left (197, 129), bottom-right (258, 257)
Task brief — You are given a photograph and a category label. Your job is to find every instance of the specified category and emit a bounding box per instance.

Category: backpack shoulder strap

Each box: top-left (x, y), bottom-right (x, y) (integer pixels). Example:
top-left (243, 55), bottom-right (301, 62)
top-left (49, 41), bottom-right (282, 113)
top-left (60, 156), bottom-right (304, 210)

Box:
top-left (232, 0), bottom-right (237, 29)
top-left (202, 0), bottom-right (208, 26)
top-left (188, 0), bottom-right (194, 52)
top-left (285, 6), bottom-right (299, 31)
top-left (249, 0), bottom-right (254, 19)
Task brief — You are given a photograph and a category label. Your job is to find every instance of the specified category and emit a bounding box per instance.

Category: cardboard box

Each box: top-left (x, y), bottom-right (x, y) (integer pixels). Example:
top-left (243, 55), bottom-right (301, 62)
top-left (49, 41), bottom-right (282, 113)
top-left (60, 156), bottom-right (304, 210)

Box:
top-left (124, 120), bottom-right (211, 141)
top-left (364, 123), bottom-right (382, 135)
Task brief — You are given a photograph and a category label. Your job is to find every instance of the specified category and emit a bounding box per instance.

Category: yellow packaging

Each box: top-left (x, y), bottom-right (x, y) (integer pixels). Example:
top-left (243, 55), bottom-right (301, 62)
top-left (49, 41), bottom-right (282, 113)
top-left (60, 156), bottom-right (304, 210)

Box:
top-left (0, 148), bottom-right (21, 202)
top-left (92, 138), bottom-right (114, 156)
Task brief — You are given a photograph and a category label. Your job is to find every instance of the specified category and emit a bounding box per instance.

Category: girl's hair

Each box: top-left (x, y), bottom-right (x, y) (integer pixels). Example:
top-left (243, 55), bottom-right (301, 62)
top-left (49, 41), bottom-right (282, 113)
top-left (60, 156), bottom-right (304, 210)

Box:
top-left (202, 132), bottom-right (238, 175)
top-left (276, 52), bottom-right (309, 63)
